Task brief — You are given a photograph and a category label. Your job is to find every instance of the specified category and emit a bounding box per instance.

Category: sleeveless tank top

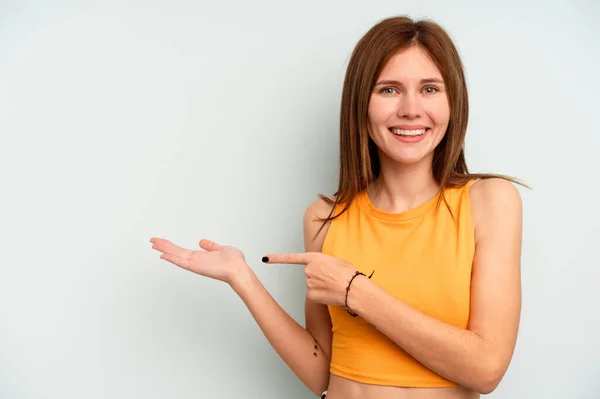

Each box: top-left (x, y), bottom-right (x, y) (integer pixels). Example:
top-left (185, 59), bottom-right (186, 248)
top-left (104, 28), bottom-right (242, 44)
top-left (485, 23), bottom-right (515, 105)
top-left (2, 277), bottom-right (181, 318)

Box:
top-left (321, 180), bottom-right (476, 387)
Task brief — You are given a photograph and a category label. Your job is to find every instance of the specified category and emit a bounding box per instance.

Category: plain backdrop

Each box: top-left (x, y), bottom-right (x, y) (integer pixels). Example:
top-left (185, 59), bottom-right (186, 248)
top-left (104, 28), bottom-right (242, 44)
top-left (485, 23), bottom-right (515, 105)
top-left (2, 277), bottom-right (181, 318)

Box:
top-left (1, 0), bottom-right (599, 398)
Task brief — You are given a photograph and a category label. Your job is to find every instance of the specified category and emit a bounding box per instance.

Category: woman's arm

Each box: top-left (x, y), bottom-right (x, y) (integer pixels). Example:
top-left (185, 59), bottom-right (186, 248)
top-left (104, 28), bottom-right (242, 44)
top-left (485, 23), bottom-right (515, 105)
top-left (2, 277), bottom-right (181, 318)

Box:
top-left (231, 271), bottom-right (330, 396)
top-left (231, 198), bottom-right (334, 397)
top-left (347, 178), bottom-right (523, 394)
top-left (302, 198), bottom-right (335, 362)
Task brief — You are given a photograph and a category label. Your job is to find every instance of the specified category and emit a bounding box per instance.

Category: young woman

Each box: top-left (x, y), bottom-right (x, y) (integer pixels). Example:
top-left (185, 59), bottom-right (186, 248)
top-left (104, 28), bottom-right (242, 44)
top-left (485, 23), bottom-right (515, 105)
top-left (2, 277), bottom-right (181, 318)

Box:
top-left (150, 15), bottom-right (524, 399)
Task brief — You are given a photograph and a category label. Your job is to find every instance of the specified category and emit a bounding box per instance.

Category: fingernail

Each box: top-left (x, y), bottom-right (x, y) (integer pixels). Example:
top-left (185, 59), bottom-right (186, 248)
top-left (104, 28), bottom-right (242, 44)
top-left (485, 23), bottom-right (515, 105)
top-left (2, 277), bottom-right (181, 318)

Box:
top-left (262, 256), bottom-right (269, 263)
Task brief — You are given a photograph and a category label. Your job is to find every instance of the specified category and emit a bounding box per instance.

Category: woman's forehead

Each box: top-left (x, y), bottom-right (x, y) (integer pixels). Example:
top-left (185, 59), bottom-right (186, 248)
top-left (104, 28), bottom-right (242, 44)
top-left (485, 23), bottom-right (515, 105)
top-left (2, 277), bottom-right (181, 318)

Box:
top-left (379, 47), bottom-right (443, 81)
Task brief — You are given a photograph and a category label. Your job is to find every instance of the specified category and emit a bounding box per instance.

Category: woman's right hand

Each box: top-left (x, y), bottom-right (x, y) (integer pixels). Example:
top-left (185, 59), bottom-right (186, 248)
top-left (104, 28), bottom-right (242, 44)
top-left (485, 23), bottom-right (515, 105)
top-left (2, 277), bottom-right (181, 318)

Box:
top-left (150, 237), bottom-right (250, 285)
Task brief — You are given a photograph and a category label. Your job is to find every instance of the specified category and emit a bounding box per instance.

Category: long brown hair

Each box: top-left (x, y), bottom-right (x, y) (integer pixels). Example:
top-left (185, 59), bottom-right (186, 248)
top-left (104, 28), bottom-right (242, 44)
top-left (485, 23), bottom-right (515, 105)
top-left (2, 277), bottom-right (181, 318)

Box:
top-left (316, 15), bottom-right (528, 236)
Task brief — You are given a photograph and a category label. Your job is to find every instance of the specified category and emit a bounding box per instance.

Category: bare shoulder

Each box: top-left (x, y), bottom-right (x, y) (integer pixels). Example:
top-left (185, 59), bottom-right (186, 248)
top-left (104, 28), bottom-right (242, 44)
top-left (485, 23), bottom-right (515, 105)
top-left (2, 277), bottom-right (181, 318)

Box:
top-left (470, 177), bottom-right (521, 203)
top-left (469, 178), bottom-right (522, 239)
top-left (303, 195), bottom-right (337, 253)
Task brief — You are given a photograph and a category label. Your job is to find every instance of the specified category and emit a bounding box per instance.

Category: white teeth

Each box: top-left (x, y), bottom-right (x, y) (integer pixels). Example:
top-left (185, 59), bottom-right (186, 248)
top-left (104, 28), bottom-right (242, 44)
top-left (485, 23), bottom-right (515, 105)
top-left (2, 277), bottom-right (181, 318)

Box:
top-left (391, 128), bottom-right (427, 136)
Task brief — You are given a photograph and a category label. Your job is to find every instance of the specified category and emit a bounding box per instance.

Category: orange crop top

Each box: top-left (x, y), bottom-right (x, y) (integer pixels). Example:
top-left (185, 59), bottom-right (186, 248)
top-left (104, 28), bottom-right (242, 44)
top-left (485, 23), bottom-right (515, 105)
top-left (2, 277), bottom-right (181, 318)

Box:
top-left (321, 180), bottom-right (476, 387)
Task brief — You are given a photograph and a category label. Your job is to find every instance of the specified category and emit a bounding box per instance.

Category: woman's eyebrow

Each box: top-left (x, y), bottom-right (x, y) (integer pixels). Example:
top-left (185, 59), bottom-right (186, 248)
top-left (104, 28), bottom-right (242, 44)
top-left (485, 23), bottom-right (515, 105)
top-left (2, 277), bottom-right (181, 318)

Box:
top-left (375, 78), bottom-right (445, 86)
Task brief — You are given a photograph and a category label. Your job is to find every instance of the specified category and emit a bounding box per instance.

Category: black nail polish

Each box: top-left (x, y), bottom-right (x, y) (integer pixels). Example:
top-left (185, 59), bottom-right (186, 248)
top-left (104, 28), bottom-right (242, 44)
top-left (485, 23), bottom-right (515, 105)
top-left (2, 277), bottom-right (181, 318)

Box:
top-left (262, 256), bottom-right (269, 263)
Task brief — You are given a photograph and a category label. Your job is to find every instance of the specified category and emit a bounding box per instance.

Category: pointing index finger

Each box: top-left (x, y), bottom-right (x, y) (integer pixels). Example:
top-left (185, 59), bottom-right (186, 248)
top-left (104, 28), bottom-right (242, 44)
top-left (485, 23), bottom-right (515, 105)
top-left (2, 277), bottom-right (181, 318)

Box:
top-left (263, 253), bottom-right (314, 265)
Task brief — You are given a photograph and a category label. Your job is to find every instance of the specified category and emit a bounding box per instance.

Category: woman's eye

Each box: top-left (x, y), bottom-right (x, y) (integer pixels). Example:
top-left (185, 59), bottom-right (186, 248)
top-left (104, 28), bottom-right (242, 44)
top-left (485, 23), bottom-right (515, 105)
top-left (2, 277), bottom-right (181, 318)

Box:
top-left (381, 87), bottom-right (396, 94)
top-left (423, 86), bottom-right (439, 94)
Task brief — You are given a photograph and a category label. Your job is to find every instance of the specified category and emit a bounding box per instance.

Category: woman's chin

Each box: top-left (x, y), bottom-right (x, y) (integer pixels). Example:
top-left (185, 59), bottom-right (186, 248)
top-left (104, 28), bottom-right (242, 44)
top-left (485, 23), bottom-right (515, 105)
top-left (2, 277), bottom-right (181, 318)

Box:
top-left (388, 151), bottom-right (433, 166)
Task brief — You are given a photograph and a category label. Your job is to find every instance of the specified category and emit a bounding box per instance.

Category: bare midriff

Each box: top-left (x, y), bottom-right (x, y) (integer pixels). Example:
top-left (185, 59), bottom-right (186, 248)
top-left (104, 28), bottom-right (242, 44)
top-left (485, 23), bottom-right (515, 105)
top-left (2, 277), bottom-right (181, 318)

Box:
top-left (325, 374), bottom-right (480, 399)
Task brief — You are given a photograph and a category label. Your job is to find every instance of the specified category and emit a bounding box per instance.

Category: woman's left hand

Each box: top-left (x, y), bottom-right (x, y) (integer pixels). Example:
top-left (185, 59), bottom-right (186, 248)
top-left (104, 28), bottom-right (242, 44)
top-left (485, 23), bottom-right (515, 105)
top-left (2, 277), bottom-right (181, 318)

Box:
top-left (262, 252), bottom-right (360, 306)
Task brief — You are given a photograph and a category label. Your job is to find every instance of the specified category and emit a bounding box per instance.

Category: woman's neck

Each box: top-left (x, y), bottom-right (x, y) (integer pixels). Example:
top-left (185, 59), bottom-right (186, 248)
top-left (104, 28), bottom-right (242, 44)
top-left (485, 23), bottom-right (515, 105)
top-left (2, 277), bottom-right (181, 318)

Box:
top-left (368, 158), bottom-right (439, 213)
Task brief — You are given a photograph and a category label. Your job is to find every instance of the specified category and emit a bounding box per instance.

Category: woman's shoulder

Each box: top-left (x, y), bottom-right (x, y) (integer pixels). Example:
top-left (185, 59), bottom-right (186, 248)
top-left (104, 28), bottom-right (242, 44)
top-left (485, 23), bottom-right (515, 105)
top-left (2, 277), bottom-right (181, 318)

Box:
top-left (468, 178), bottom-right (522, 237)
top-left (303, 195), bottom-right (337, 252)
top-left (469, 177), bottom-right (521, 206)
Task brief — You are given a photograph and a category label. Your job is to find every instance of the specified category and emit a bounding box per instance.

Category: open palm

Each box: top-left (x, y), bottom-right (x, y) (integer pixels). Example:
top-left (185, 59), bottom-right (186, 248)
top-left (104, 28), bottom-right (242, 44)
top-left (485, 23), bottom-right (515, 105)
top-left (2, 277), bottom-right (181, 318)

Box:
top-left (150, 237), bottom-right (247, 284)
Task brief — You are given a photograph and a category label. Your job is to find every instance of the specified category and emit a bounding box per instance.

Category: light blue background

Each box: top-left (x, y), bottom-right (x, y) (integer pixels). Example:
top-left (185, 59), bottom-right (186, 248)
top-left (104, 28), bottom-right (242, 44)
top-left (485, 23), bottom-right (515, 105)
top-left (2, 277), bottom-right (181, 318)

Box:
top-left (1, 1), bottom-right (598, 397)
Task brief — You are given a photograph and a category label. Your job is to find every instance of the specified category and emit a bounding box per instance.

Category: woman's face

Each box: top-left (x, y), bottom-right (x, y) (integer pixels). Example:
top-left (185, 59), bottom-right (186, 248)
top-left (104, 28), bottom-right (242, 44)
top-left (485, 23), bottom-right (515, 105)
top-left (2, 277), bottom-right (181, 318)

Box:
top-left (367, 45), bottom-right (450, 167)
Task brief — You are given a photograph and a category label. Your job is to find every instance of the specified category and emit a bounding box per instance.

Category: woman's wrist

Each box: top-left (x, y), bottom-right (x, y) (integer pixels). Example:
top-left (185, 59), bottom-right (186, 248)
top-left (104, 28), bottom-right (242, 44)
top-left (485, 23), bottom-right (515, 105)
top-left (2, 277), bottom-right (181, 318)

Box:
top-left (229, 263), bottom-right (257, 296)
top-left (345, 274), bottom-right (372, 316)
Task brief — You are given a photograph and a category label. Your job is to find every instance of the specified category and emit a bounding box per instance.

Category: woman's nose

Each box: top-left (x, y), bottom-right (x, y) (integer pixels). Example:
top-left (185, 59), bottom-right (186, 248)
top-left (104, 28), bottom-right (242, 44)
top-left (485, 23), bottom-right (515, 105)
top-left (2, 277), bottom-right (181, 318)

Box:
top-left (397, 93), bottom-right (421, 119)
